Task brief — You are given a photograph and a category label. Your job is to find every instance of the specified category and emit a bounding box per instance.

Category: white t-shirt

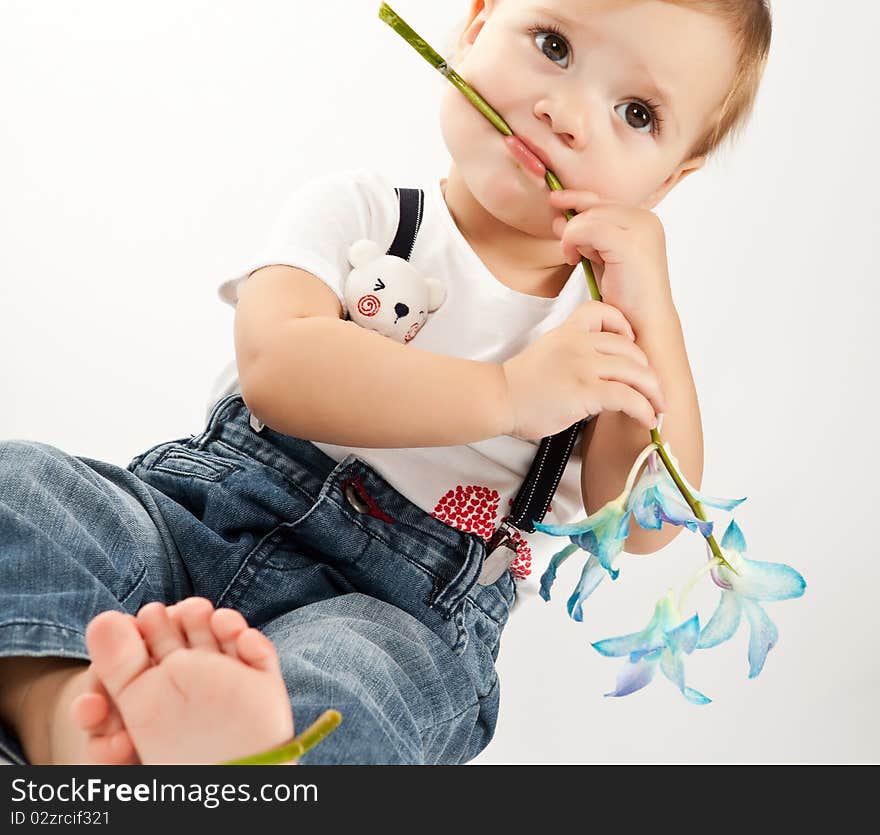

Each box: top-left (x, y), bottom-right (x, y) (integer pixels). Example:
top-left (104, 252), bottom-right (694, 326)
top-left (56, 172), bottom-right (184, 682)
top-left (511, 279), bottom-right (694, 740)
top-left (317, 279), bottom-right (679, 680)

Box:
top-left (210, 168), bottom-right (593, 579)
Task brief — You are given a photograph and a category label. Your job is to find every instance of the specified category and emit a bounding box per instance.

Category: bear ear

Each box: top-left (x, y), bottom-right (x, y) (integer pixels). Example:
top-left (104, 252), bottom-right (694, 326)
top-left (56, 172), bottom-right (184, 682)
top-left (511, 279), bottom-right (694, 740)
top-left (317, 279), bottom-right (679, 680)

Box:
top-left (348, 239), bottom-right (384, 269)
top-left (425, 278), bottom-right (447, 312)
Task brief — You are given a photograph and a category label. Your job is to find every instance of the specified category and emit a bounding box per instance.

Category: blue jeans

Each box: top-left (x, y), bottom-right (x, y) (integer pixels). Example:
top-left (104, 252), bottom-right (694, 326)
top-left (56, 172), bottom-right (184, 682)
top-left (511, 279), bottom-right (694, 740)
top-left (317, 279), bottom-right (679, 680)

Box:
top-left (0, 394), bottom-right (515, 764)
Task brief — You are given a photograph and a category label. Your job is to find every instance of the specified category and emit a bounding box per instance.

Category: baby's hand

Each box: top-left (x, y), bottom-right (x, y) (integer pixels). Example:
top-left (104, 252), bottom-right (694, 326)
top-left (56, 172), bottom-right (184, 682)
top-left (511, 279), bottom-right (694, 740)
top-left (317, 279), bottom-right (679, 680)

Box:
top-left (500, 300), bottom-right (667, 441)
top-left (549, 190), bottom-right (675, 333)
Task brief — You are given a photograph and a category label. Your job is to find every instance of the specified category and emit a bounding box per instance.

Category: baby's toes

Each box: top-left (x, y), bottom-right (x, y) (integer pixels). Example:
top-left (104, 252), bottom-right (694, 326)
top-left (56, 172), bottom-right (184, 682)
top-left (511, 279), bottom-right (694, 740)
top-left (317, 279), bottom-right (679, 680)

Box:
top-left (70, 690), bottom-right (109, 731)
top-left (236, 627), bottom-right (282, 676)
top-left (176, 597), bottom-right (220, 652)
top-left (85, 728), bottom-right (139, 766)
top-left (68, 667), bottom-right (140, 765)
top-left (137, 602), bottom-right (187, 661)
top-left (85, 611), bottom-right (152, 703)
top-left (210, 608), bottom-right (250, 658)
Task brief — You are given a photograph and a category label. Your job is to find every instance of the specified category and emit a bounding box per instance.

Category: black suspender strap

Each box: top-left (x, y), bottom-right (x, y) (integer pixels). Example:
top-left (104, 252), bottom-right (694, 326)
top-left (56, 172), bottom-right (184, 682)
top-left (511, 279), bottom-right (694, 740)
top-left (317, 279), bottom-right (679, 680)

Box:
top-left (391, 187), bottom-right (584, 585)
top-left (507, 420), bottom-right (588, 531)
top-left (388, 188), bottom-right (425, 261)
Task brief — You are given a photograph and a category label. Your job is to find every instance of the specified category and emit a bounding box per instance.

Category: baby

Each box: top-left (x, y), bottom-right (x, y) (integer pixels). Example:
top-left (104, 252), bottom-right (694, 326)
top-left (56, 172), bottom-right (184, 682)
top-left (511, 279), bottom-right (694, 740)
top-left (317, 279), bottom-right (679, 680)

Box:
top-left (0, 0), bottom-right (771, 765)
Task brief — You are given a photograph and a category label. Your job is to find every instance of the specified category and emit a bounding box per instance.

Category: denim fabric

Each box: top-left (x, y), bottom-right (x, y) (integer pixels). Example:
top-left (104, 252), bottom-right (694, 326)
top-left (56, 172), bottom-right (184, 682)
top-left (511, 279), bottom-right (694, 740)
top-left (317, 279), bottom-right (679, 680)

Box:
top-left (0, 394), bottom-right (515, 765)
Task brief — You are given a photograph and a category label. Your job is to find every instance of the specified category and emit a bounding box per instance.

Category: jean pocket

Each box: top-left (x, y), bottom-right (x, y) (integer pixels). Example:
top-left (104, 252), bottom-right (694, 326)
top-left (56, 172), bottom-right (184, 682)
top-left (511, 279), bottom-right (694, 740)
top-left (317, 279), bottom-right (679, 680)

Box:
top-left (150, 446), bottom-right (240, 483)
top-left (126, 435), bottom-right (194, 473)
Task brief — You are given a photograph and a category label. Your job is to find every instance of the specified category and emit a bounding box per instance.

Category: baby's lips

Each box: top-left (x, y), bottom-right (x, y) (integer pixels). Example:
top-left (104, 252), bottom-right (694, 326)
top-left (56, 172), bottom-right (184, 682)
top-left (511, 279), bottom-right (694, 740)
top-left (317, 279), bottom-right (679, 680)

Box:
top-left (503, 135), bottom-right (546, 179)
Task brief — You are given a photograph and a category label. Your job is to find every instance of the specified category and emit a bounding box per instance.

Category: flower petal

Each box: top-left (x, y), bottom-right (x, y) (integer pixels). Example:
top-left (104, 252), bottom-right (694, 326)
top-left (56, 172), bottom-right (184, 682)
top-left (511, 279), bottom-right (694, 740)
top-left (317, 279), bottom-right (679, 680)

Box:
top-left (594, 599), bottom-right (666, 656)
top-left (667, 459), bottom-right (747, 512)
top-left (591, 518), bottom-right (628, 579)
top-left (631, 489), bottom-right (664, 531)
top-left (683, 686), bottom-right (712, 705)
top-left (720, 518), bottom-right (748, 553)
top-left (631, 646), bottom-right (664, 663)
top-left (656, 495), bottom-right (714, 537)
top-left (616, 511), bottom-right (631, 539)
top-left (659, 647), bottom-right (685, 691)
top-left (592, 619), bottom-right (661, 657)
top-left (696, 590), bottom-right (742, 649)
top-left (709, 562), bottom-right (734, 591)
top-left (534, 520), bottom-right (597, 537)
top-left (538, 543), bottom-right (579, 602)
top-left (728, 558), bottom-right (807, 602)
top-left (565, 554), bottom-right (605, 621)
top-left (688, 488), bottom-right (747, 512)
top-left (666, 613), bottom-right (701, 654)
top-left (534, 500), bottom-right (620, 538)
top-left (603, 657), bottom-right (657, 698)
top-left (741, 598), bottom-right (779, 678)
top-left (571, 529), bottom-right (600, 555)
top-left (660, 646), bottom-right (711, 704)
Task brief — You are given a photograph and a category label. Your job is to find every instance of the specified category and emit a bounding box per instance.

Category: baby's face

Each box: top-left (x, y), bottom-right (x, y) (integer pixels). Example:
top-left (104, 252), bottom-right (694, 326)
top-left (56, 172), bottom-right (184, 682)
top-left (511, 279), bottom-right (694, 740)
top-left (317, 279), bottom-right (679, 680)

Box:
top-left (439, 0), bottom-right (739, 236)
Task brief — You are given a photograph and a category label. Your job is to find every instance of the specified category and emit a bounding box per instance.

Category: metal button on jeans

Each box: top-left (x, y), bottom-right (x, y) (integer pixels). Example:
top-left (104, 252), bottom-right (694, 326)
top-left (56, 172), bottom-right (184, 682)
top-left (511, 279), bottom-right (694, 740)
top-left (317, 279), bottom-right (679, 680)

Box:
top-left (344, 482), bottom-right (370, 514)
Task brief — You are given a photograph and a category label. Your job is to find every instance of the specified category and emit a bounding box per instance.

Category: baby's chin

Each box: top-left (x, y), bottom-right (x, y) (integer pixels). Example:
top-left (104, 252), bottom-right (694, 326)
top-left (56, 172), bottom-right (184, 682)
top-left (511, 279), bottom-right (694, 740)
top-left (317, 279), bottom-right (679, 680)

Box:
top-left (469, 162), bottom-right (556, 237)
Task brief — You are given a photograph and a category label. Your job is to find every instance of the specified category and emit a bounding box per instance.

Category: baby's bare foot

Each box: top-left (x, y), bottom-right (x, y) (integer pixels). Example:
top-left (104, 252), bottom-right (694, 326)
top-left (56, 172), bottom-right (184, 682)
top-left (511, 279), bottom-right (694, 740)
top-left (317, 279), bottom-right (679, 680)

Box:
top-left (68, 647), bottom-right (140, 765)
top-left (80, 598), bottom-right (294, 764)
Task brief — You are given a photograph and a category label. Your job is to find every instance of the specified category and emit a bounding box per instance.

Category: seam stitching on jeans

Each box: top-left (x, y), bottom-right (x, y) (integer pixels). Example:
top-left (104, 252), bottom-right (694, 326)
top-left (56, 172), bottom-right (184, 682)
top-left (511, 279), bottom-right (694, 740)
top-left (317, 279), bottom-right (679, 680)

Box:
top-left (217, 527), bottom-right (282, 610)
top-left (117, 560), bottom-right (149, 606)
top-left (0, 620), bottom-right (86, 637)
top-left (200, 440), bottom-right (331, 509)
top-left (324, 496), bottom-right (446, 581)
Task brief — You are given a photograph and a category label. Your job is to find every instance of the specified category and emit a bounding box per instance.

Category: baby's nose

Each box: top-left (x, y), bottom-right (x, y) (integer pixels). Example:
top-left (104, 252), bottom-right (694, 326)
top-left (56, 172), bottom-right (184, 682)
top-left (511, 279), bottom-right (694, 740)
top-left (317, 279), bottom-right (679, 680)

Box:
top-left (395, 302), bottom-right (409, 318)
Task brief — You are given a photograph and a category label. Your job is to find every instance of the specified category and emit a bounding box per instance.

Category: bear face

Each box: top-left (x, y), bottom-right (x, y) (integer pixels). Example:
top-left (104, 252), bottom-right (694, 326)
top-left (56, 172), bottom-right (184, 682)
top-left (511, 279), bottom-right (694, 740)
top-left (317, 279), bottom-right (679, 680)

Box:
top-left (345, 240), bottom-right (446, 344)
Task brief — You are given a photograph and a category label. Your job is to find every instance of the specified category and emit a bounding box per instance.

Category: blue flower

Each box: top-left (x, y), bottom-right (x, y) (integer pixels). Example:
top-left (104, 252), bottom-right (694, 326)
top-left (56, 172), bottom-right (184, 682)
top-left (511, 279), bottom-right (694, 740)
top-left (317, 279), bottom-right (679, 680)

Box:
top-left (534, 495), bottom-right (631, 620)
top-left (627, 443), bottom-right (746, 537)
top-left (539, 544), bottom-right (606, 622)
top-left (534, 442), bottom-right (658, 617)
top-left (696, 519), bottom-right (806, 678)
top-left (592, 590), bottom-right (711, 705)
top-left (535, 495), bottom-right (631, 580)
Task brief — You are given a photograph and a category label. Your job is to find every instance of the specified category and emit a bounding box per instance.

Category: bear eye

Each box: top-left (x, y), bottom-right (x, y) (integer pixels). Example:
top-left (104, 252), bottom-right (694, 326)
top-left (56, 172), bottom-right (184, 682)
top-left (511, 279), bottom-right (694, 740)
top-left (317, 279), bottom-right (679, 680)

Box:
top-left (373, 277), bottom-right (386, 291)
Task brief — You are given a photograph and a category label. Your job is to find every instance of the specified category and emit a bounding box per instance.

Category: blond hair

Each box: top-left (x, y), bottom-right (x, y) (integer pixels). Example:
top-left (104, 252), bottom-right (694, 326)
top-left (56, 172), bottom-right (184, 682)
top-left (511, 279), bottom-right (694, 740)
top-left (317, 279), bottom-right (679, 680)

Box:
top-left (447, 0), bottom-right (772, 161)
top-left (665, 0), bottom-right (772, 160)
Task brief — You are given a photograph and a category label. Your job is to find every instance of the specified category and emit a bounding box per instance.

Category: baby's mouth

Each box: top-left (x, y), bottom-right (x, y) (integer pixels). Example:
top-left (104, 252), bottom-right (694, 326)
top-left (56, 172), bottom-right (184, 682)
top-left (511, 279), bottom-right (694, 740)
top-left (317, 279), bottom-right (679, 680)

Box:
top-left (503, 135), bottom-right (547, 182)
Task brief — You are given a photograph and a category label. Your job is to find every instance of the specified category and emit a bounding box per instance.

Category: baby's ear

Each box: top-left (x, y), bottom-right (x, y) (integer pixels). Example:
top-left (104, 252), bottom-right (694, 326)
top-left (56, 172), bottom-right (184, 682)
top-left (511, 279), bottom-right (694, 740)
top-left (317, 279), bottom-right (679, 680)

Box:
top-left (425, 278), bottom-right (447, 312)
top-left (348, 239), bottom-right (384, 269)
top-left (641, 155), bottom-right (706, 209)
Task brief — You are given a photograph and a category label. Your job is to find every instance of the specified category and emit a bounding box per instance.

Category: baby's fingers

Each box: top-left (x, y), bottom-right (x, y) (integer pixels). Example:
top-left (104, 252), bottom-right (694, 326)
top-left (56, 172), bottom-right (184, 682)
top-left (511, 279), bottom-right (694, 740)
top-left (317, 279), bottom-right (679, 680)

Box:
top-left (550, 189), bottom-right (602, 214)
top-left (592, 331), bottom-right (650, 367)
top-left (598, 380), bottom-right (661, 430)
top-left (566, 301), bottom-right (635, 340)
top-left (597, 355), bottom-right (667, 416)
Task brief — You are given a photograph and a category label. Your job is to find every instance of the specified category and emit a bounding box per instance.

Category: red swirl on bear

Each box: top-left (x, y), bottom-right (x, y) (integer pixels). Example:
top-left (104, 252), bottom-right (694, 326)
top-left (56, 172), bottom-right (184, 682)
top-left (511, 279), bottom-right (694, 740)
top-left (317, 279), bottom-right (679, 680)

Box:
top-left (357, 295), bottom-right (381, 317)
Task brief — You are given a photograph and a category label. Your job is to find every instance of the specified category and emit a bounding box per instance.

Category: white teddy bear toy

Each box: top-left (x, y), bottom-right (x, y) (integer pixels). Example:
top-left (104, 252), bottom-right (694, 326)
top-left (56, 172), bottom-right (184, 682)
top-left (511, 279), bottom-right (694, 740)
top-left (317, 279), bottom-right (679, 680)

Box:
top-left (344, 239), bottom-right (446, 343)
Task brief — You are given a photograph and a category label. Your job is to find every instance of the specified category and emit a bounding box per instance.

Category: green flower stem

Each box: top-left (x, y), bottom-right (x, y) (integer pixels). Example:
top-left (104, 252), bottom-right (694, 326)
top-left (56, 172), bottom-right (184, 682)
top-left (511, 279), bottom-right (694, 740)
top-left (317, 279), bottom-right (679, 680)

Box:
top-left (378, 3), bottom-right (511, 136)
top-left (378, 2), bottom-right (733, 574)
top-left (220, 709), bottom-right (342, 765)
top-left (648, 434), bottom-right (734, 572)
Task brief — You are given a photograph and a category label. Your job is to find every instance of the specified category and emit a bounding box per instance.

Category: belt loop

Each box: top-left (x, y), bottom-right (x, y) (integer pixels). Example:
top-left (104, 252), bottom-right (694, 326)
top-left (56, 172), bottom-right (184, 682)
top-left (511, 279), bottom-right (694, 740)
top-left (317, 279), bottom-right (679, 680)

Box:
top-left (428, 535), bottom-right (486, 619)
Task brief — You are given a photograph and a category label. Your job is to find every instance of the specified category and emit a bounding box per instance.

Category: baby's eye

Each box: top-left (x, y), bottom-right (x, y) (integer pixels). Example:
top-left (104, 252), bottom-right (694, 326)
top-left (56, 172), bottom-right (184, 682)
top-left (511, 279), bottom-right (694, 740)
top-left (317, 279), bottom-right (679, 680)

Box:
top-left (614, 101), bottom-right (656, 134)
top-left (373, 277), bottom-right (386, 292)
top-left (529, 26), bottom-right (570, 68)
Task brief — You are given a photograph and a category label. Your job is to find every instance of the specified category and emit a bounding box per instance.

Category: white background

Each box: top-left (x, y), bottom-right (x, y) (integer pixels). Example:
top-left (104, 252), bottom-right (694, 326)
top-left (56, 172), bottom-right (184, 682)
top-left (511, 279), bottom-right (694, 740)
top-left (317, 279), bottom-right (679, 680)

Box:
top-left (1, 1), bottom-right (876, 764)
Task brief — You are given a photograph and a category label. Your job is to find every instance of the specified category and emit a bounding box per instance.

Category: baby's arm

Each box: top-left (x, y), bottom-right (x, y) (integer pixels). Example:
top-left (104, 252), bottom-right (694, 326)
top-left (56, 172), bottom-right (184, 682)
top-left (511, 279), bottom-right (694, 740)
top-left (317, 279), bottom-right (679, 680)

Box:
top-left (235, 265), bottom-right (510, 448)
